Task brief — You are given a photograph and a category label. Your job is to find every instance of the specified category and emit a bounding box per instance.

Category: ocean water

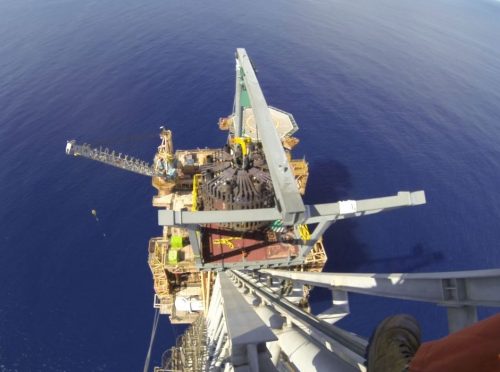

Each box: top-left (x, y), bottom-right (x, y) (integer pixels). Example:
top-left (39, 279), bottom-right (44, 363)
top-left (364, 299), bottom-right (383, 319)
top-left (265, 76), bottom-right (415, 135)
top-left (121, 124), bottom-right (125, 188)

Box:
top-left (1, 0), bottom-right (500, 370)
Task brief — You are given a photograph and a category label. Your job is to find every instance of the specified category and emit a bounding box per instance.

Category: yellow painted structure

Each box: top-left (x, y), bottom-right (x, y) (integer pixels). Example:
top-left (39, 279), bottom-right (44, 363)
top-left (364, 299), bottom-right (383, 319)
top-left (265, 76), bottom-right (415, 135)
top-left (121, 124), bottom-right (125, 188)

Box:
top-left (148, 239), bottom-right (170, 299)
top-left (298, 224), bottom-right (311, 241)
top-left (192, 174), bottom-right (202, 211)
top-left (232, 136), bottom-right (252, 155)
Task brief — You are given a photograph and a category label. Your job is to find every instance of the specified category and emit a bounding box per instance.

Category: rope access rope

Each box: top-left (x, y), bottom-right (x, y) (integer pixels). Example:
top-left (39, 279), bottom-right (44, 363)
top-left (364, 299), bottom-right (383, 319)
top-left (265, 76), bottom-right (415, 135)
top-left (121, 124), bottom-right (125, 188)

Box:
top-left (143, 308), bottom-right (160, 372)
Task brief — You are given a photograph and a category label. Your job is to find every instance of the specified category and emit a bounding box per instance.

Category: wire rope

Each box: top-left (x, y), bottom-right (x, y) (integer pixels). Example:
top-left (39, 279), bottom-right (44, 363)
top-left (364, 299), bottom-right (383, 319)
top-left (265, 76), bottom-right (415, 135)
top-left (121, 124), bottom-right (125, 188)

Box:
top-left (143, 308), bottom-right (160, 372)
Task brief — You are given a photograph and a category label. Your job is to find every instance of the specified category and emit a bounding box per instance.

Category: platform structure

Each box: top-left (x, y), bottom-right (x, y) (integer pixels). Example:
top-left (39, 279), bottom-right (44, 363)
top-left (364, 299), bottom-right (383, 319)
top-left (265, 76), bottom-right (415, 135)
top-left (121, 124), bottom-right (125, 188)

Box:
top-left (146, 49), bottom-right (425, 323)
top-left (155, 49), bottom-right (426, 272)
top-left (151, 49), bottom-right (500, 371)
top-left (64, 49), bottom-right (500, 371)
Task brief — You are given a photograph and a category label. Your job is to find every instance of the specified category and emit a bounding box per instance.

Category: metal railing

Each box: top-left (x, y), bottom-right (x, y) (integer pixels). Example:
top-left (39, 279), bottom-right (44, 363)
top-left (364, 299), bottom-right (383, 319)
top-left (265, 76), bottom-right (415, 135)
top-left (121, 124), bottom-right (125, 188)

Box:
top-left (261, 268), bottom-right (500, 334)
top-left (158, 314), bottom-right (208, 371)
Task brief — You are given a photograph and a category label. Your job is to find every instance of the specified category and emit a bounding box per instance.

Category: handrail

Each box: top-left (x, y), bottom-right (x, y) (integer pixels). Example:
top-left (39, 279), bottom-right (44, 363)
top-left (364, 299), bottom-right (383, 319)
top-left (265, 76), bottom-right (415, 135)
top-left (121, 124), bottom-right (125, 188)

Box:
top-left (262, 268), bottom-right (500, 333)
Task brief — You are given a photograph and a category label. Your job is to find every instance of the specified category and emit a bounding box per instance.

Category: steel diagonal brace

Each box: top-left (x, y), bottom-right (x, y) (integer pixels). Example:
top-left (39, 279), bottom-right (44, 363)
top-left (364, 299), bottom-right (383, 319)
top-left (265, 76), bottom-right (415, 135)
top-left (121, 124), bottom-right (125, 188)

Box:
top-left (296, 191), bottom-right (426, 259)
top-left (236, 48), bottom-right (305, 225)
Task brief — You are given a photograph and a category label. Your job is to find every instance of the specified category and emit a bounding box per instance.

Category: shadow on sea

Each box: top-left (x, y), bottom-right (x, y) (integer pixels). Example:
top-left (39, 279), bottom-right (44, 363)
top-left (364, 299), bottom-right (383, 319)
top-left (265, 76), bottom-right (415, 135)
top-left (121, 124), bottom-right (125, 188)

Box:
top-left (305, 158), bottom-right (368, 273)
top-left (306, 159), bottom-right (444, 314)
top-left (305, 159), bottom-right (443, 274)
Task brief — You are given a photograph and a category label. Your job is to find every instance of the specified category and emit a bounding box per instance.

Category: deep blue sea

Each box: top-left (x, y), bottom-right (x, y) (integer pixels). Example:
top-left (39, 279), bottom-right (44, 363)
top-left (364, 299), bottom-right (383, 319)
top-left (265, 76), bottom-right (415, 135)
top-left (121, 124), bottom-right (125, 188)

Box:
top-left (1, 0), bottom-right (500, 370)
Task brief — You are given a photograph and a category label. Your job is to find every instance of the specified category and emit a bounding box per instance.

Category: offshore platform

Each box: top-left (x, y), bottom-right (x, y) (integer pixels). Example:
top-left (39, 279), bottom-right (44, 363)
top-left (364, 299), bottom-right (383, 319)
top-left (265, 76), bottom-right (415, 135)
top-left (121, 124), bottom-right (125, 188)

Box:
top-left (66, 49), bottom-right (500, 371)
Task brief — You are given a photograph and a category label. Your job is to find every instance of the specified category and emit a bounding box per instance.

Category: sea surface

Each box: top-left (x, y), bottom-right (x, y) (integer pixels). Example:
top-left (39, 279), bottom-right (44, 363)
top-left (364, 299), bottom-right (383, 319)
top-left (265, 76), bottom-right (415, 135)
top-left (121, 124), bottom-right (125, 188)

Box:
top-left (1, 0), bottom-right (500, 370)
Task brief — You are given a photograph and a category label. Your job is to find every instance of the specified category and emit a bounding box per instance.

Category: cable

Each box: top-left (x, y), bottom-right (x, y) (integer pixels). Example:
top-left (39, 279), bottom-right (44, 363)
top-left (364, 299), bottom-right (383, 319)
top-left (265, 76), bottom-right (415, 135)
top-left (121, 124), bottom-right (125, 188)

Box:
top-left (143, 308), bottom-right (160, 372)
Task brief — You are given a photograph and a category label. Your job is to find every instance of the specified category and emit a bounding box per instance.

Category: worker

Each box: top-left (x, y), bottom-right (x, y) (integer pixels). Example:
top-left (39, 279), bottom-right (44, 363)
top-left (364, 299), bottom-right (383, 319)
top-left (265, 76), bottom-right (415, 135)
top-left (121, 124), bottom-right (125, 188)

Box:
top-left (366, 313), bottom-right (500, 371)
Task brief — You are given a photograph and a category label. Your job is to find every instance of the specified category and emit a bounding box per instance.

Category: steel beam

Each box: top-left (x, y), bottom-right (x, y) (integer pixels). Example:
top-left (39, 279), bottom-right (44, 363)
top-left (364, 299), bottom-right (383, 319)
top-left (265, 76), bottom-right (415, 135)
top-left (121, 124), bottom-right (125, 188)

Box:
top-left (217, 272), bottom-right (277, 370)
top-left (158, 191), bottom-right (426, 227)
top-left (303, 191), bottom-right (426, 224)
top-left (241, 292), bottom-right (357, 371)
top-left (295, 190), bottom-right (424, 259)
top-left (230, 270), bottom-right (367, 369)
top-left (200, 257), bottom-right (306, 271)
top-left (236, 48), bottom-right (305, 225)
top-left (219, 271), bottom-right (277, 346)
top-left (261, 269), bottom-right (500, 332)
top-left (317, 289), bottom-right (350, 325)
top-left (158, 207), bottom-right (281, 226)
top-left (447, 306), bottom-right (478, 334)
top-left (261, 269), bottom-right (500, 307)
top-left (233, 58), bottom-right (243, 137)
top-left (186, 225), bottom-right (203, 267)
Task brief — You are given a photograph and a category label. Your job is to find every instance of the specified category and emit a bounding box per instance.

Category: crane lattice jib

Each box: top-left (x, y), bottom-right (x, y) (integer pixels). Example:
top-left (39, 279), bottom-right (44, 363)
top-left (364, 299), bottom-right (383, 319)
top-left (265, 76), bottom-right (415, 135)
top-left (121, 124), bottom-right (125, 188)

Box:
top-left (65, 140), bottom-right (158, 177)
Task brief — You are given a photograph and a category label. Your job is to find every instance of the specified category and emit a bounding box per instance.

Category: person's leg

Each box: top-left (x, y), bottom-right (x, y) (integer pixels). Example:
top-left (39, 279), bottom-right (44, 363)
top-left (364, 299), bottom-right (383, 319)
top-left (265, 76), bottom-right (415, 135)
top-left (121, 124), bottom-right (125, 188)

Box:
top-left (409, 313), bottom-right (500, 372)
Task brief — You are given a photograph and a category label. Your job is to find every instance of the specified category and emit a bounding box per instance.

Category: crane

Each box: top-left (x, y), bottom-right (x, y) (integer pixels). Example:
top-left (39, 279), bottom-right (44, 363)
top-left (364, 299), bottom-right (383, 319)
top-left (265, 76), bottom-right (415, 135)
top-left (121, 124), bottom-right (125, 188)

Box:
top-left (65, 140), bottom-right (157, 177)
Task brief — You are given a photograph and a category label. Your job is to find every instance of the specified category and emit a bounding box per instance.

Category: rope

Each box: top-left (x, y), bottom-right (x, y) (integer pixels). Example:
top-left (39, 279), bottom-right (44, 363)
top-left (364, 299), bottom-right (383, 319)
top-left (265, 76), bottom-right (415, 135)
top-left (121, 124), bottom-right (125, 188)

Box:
top-left (143, 308), bottom-right (160, 372)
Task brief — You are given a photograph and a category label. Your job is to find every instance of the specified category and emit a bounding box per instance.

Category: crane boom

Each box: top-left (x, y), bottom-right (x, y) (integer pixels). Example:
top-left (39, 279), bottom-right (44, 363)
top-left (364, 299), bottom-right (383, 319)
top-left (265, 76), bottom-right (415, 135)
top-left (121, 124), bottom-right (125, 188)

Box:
top-left (65, 140), bottom-right (156, 177)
